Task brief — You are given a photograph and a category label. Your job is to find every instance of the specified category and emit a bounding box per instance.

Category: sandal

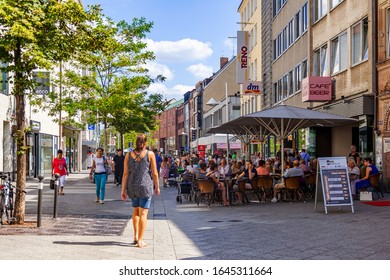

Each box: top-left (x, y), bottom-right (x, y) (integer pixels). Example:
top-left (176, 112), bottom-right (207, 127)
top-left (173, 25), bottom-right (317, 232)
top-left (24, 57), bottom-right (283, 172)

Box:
top-left (137, 240), bottom-right (148, 248)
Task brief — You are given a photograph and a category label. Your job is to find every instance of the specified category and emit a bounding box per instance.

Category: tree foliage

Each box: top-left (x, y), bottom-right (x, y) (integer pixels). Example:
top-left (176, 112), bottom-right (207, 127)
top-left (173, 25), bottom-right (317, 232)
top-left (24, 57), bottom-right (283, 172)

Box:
top-left (0, 0), bottom-right (101, 224)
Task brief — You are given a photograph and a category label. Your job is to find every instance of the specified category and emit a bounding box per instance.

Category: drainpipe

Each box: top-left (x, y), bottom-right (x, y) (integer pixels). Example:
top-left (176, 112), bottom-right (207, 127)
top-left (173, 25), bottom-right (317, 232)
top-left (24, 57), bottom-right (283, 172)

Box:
top-left (372, 0), bottom-right (378, 164)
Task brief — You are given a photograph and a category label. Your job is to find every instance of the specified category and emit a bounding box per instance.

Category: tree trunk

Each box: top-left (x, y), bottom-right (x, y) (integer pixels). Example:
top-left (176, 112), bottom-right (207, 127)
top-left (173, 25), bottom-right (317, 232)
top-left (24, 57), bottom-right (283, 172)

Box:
top-left (13, 43), bottom-right (27, 225)
top-left (14, 86), bottom-right (27, 225)
top-left (103, 117), bottom-right (108, 156)
top-left (120, 132), bottom-right (124, 150)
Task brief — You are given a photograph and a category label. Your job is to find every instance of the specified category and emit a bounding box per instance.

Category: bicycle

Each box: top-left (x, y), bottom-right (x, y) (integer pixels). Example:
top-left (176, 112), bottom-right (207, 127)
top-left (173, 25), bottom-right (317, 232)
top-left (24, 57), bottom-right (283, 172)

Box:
top-left (0, 172), bottom-right (25, 225)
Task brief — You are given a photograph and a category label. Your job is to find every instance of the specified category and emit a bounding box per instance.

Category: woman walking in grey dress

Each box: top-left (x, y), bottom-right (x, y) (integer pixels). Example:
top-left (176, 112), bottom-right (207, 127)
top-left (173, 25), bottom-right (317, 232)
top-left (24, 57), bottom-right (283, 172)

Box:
top-left (121, 134), bottom-right (160, 248)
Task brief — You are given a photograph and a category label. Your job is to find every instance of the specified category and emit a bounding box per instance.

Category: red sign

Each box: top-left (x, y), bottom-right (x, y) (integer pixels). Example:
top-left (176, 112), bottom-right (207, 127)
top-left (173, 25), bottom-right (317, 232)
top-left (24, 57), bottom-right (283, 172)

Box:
top-left (302, 76), bottom-right (332, 102)
top-left (198, 145), bottom-right (206, 159)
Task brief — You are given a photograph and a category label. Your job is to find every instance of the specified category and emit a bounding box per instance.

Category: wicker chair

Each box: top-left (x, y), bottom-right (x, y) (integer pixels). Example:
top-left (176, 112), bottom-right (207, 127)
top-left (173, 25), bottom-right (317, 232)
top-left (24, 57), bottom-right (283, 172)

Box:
top-left (284, 176), bottom-right (303, 202)
top-left (195, 179), bottom-right (215, 207)
top-left (369, 173), bottom-right (383, 200)
top-left (257, 176), bottom-right (274, 202)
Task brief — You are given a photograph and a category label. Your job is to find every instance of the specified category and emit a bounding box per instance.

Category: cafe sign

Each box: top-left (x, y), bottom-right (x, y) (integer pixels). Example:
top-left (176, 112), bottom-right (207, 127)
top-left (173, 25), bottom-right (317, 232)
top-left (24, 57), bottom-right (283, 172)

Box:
top-left (302, 76), bottom-right (332, 102)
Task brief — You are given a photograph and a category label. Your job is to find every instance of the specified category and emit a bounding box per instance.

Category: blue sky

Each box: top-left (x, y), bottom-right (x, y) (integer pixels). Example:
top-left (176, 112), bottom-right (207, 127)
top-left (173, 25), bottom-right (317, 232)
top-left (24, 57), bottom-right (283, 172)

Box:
top-left (82, 0), bottom-right (241, 100)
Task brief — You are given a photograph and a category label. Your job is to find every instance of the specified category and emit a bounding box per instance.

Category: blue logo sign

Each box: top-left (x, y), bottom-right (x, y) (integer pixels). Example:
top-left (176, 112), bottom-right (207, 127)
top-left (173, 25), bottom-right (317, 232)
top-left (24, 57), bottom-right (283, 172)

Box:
top-left (88, 124), bottom-right (95, 130)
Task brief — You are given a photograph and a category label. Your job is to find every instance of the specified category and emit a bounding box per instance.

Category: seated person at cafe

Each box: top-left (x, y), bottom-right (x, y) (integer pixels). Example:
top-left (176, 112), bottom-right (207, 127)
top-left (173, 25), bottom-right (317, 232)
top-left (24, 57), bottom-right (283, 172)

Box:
top-left (219, 158), bottom-right (231, 179)
top-left (355, 157), bottom-right (379, 196)
top-left (195, 162), bottom-right (208, 180)
top-left (299, 159), bottom-right (312, 174)
top-left (256, 160), bottom-right (270, 176)
top-left (231, 160), bottom-right (240, 176)
top-left (271, 160), bottom-right (304, 203)
top-left (205, 162), bottom-right (229, 206)
top-left (347, 158), bottom-right (360, 198)
top-left (233, 160), bottom-right (258, 204)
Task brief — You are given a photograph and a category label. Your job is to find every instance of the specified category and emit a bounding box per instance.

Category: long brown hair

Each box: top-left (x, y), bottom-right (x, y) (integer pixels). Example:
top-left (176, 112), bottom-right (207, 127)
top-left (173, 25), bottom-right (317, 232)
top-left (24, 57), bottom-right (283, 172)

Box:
top-left (135, 134), bottom-right (147, 151)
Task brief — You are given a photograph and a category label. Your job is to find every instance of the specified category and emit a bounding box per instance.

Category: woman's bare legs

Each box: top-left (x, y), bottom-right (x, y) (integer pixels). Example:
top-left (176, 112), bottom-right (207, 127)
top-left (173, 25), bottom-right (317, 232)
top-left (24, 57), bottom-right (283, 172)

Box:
top-left (137, 208), bottom-right (149, 248)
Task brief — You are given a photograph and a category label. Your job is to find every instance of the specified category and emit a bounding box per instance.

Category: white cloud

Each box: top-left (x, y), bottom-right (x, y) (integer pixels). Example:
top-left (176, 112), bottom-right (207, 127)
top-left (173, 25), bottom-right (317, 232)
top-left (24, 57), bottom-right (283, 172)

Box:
top-left (224, 38), bottom-right (234, 49)
top-left (145, 61), bottom-right (174, 81)
top-left (147, 83), bottom-right (193, 101)
top-left (145, 38), bottom-right (213, 63)
top-left (186, 63), bottom-right (213, 79)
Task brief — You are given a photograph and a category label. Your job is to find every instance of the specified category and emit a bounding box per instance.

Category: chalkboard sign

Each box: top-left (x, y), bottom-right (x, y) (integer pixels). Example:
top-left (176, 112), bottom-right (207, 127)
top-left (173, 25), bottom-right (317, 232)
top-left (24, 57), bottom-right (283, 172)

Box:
top-left (315, 157), bottom-right (354, 214)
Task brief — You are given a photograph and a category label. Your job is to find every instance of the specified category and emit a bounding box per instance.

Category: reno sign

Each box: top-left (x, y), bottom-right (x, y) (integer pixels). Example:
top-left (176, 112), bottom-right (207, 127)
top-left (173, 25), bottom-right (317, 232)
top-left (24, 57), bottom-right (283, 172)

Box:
top-left (302, 76), bottom-right (332, 102)
top-left (236, 31), bottom-right (249, 84)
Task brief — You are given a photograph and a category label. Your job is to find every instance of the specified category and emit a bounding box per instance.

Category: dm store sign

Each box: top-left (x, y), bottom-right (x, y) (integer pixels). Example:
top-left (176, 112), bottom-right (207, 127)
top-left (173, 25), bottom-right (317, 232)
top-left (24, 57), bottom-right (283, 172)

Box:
top-left (242, 81), bottom-right (262, 95)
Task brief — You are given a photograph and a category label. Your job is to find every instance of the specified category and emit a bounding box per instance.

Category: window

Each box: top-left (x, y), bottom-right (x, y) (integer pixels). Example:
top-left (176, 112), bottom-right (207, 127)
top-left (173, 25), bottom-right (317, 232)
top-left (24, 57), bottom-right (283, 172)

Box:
top-left (387, 9), bottom-right (390, 57)
top-left (331, 31), bottom-right (348, 74)
top-left (282, 74), bottom-right (288, 99)
top-left (1, 62), bottom-right (8, 95)
top-left (352, 18), bottom-right (369, 65)
top-left (302, 59), bottom-right (308, 79)
top-left (295, 11), bottom-right (301, 39)
top-left (277, 33), bottom-right (282, 57)
top-left (288, 19), bottom-right (294, 46)
top-left (314, 0), bottom-right (327, 22)
top-left (288, 70), bottom-right (294, 96)
top-left (278, 79), bottom-right (283, 101)
top-left (273, 39), bottom-right (277, 60)
top-left (283, 27), bottom-right (288, 52)
top-left (314, 45), bottom-right (328, 76)
top-left (302, 3), bottom-right (308, 33)
top-left (331, 0), bottom-right (343, 9)
top-left (273, 0), bottom-right (287, 17)
top-left (295, 64), bottom-right (301, 92)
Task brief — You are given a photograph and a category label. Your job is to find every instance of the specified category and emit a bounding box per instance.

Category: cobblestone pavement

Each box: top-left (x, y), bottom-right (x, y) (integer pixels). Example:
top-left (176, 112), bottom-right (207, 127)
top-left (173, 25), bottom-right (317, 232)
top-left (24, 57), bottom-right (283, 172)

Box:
top-left (1, 172), bottom-right (390, 260)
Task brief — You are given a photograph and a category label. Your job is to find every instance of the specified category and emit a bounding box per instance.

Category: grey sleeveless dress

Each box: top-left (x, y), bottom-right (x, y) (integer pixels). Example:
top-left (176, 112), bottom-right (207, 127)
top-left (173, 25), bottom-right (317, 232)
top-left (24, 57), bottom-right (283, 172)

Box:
top-left (126, 151), bottom-right (154, 198)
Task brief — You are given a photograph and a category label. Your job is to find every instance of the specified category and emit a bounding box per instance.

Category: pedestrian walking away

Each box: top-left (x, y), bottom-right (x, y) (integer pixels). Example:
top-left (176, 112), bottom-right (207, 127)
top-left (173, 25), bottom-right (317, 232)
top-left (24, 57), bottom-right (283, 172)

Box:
top-left (89, 147), bottom-right (108, 204)
top-left (52, 149), bottom-right (69, 195)
top-left (112, 149), bottom-right (125, 187)
top-left (121, 134), bottom-right (160, 248)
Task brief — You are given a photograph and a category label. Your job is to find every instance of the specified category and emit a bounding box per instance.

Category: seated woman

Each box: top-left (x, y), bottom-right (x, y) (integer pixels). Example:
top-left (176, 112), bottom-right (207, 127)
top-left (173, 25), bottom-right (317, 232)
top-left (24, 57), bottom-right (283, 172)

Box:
top-left (233, 160), bottom-right (257, 204)
top-left (256, 160), bottom-right (270, 176)
top-left (205, 162), bottom-right (229, 206)
top-left (347, 158), bottom-right (360, 198)
top-left (355, 157), bottom-right (379, 196)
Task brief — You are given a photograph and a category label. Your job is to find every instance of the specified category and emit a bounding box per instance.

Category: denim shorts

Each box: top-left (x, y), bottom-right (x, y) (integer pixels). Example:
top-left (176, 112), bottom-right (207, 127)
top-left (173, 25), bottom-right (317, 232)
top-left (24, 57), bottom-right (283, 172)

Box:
top-left (131, 197), bottom-right (152, 209)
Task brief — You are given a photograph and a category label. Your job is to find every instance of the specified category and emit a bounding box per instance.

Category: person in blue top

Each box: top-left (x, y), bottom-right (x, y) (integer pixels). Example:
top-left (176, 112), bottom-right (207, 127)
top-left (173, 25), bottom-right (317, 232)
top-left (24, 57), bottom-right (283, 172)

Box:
top-left (355, 157), bottom-right (379, 196)
top-left (153, 149), bottom-right (162, 176)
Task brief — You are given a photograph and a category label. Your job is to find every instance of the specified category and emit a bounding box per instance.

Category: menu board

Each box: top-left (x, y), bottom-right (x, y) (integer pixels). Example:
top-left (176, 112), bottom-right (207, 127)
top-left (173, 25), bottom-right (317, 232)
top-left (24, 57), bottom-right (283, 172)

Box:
top-left (316, 157), bottom-right (354, 214)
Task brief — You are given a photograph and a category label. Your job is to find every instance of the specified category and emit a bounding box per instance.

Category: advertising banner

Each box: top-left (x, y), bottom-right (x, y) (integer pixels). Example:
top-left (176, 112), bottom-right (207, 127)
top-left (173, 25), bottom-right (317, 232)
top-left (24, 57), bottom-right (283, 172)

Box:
top-left (236, 31), bottom-right (249, 84)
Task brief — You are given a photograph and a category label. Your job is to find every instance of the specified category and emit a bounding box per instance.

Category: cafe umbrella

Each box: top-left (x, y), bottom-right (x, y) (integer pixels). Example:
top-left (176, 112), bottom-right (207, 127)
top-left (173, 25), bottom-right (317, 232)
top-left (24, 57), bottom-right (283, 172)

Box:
top-left (209, 104), bottom-right (357, 176)
top-left (207, 117), bottom-right (271, 160)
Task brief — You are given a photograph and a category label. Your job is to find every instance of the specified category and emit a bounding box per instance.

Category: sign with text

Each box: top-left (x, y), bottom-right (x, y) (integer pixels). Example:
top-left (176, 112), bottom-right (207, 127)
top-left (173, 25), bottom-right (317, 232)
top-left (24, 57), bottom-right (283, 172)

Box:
top-left (33, 71), bottom-right (50, 95)
top-left (197, 145), bottom-right (206, 159)
top-left (302, 76), bottom-right (332, 102)
top-left (236, 31), bottom-right (249, 84)
top-left (316, 157), bottom-right (354, 214)
top-left (242, 81), bottom-right (262, 95)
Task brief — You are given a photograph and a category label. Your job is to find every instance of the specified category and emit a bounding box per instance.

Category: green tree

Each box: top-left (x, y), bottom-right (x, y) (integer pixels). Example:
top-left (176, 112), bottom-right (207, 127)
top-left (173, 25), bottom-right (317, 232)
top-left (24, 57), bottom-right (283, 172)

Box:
top-left (0, 0), bottom-right (100, 224)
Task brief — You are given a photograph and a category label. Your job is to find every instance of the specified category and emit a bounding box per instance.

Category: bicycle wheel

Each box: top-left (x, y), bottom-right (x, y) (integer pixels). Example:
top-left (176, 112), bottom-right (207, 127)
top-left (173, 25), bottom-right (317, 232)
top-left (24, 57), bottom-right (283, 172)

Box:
top-left (5, 195), bottom-right (13, 224)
